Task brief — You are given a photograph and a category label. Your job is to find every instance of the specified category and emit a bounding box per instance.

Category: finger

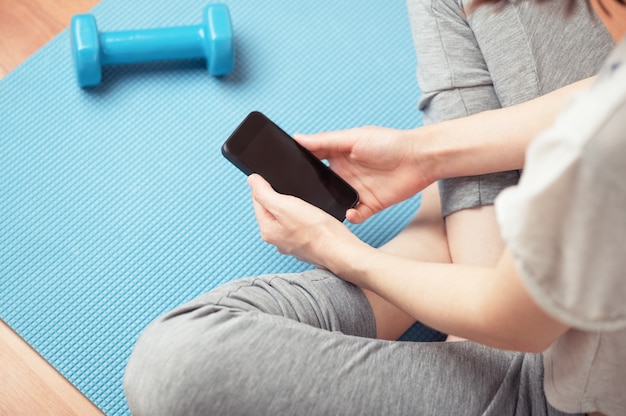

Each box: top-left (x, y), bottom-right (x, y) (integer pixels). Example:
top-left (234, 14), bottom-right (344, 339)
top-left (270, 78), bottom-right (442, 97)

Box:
top-left (345, 208), bottom-right (362, 224)
top-left (247, 174), bottom-right (280, 212)
top-left (251, 191), bottom-right (276, 225)
top-left (345, 204), bottom-right (375, 224)
top-left (248, 174), bottom-right (303, 221)
top-left (249, 181), bottom-right (284, 245)
top-left (251, 197), bottom-right (283, 246)
top-left (248, 173), bottom-right (334, 224)
top-left (293, 130), bottom-right (356, 160)
top-left (247, 172), bottom-right (270, 189)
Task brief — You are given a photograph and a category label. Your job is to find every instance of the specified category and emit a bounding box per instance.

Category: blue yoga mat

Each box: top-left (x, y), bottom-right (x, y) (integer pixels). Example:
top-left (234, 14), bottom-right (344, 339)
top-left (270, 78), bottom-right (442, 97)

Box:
top-left (0, 0), bottom-right (426, 414)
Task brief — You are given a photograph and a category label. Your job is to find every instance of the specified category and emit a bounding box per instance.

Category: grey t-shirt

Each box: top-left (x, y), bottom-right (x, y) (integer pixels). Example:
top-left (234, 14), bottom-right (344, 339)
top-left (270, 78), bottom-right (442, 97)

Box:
top-left (407, 0), bottom-right (613, 217)
top-left (495, 39), bottom-right (626, 416)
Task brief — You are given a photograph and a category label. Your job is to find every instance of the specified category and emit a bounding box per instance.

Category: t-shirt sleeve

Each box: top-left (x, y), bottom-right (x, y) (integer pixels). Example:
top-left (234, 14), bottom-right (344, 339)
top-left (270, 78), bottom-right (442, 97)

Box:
top-left (495, 87), bottom-right (626, 331)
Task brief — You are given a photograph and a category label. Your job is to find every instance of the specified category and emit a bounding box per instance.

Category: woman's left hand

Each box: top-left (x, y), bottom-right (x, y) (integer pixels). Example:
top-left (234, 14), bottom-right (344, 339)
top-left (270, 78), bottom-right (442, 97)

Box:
top-left (247, 174), bottom-right (362, 270)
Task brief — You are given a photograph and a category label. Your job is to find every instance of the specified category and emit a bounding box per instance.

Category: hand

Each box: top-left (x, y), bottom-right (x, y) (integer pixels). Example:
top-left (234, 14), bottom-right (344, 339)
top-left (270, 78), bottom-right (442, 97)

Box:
top-left (247, 174), bottom-right (363, 270)
top-left (295, 126), bottom-right (431, 224)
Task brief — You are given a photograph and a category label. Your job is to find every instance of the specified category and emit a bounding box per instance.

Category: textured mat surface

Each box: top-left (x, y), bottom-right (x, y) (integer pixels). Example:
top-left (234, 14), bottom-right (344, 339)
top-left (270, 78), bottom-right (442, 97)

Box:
top-left (0, 0), bottom-right (425, 414)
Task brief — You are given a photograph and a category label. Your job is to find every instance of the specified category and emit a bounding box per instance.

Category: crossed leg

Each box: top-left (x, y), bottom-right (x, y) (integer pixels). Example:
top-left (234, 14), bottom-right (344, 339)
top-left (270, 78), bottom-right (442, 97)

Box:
top-left (362, 183), bottom-right (505, 341)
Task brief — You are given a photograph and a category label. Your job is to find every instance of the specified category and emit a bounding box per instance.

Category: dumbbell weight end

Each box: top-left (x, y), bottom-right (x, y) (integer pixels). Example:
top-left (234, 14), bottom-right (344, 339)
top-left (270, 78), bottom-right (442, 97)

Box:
top-left (203, 3), bottom-right (234, 76)
top-left (71, 14), bottom-right (102, 87)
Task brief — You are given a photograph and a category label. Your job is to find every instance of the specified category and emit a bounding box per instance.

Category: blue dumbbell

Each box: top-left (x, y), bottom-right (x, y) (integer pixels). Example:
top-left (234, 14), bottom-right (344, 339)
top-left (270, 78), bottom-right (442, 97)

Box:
top-left (70, 4), bottom-right (234, 87)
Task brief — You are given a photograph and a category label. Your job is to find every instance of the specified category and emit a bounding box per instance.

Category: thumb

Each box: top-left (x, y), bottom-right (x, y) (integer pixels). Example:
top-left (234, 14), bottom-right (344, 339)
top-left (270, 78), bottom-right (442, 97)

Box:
top-left (345, 204), bottom-right (375, 224)
top-left (247, 174), bottom-right (277, 208)
top-left (294, 130), bottom-right (356, 160)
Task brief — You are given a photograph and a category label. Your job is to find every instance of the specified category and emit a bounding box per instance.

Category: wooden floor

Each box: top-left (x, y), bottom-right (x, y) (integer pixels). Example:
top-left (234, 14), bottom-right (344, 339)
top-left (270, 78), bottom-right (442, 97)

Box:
top-left (0, 1), bottom-right (103, 414)
top-left (0, 0), bottom-right (96, 77)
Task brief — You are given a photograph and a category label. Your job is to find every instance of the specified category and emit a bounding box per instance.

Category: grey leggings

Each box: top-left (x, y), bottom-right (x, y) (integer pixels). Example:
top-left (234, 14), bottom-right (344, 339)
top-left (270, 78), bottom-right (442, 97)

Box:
top-left (124, 270), bottom-right (576, 416)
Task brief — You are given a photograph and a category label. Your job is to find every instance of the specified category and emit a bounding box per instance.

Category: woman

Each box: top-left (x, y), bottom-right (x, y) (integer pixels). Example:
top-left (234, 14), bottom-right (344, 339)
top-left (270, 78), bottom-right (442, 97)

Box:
top-left (321, 0), bottom-right (613, 341)
top-left (124, 1), bottom-right (625, 415)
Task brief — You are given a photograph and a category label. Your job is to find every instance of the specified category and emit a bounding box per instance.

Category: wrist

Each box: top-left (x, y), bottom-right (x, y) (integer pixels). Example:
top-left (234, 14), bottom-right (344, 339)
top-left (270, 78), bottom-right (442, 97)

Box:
top-left (325, 235), bottom-right (378, 288)
top-left (409, 110), bottom-right (523, 182)
top-left (407, 122), bottom-right (456, 183)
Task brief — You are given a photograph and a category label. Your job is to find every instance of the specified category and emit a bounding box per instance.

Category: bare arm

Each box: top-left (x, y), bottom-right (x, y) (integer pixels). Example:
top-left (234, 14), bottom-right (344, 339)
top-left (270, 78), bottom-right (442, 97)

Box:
top-left (416, 77), bottom-right (595, 183)
top-left (330, 242), bottom-right (569, 352)
top-left (298, 77), bottom-right (595, 223)
top-left (249, 174), bottom-right (569, 352)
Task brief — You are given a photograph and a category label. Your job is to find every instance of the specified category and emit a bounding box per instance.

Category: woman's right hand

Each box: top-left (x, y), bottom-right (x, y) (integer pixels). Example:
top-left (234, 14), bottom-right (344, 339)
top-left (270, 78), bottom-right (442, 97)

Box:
top-left (295, 126), bottom-right (433, 224)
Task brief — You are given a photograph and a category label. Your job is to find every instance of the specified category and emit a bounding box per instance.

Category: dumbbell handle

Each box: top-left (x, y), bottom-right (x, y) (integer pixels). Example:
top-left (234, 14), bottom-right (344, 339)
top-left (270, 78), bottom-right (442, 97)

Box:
top-left (100, 26), bottom-right (208, 65)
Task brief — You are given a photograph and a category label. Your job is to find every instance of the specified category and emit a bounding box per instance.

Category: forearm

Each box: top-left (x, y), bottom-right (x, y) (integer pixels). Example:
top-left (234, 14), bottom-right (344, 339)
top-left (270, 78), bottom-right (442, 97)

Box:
top-left (415, 77), bottom-right (595, 182)
top-left (248, 158), bottom-right (568, 351)
top-left (329, 241), bottom-right (568, 352)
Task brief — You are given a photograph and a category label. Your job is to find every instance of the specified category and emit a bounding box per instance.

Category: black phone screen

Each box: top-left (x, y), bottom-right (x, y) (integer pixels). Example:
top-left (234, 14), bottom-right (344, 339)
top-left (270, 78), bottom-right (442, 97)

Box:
top-left (222, 112), bottom-right (359, 221)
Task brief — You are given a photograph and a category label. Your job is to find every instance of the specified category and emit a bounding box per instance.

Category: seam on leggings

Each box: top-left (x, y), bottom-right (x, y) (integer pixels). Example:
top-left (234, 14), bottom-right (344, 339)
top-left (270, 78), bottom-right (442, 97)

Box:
top-left (511, 3), bottom-right (541, 94)
top-left (214, 276), bottom-right (268, 308)
top-left (431, 0), bottom-right (472, 118)
top-left (430, 0), bottom-right (454, 91)
top-left (307, 269), bottom-right (336, 282)
top-left (480, 352), bottom-right (523, 415)
top-left (213, 271), bottom-right (335, 308)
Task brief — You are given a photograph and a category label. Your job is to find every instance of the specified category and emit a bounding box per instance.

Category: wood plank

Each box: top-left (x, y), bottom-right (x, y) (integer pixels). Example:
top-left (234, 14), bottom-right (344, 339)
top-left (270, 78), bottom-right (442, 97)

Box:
top-left (0, 0), bottom-right (97, 77)
top-left (0, 320), bottom-right (104, 415)
top-left (0, 1), bottom-right (104, 413)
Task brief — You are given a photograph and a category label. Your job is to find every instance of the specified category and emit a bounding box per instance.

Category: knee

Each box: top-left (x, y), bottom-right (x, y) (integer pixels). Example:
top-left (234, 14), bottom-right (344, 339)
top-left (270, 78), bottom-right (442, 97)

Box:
top-left (123, 306), bottom-right (242, 416)
top-left (123, 318), bottom-right (181, 416)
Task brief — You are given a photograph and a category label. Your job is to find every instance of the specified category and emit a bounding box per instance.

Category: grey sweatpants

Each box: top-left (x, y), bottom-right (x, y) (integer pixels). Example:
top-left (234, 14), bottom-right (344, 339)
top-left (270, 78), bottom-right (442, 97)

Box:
top-left (124, 270), bottom-right (575, 416)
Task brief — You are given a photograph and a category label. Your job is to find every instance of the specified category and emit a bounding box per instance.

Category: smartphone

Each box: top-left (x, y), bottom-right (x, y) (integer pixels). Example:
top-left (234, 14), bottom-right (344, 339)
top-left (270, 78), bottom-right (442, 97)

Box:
top-left (222, 111), bottom-right (359, 221)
